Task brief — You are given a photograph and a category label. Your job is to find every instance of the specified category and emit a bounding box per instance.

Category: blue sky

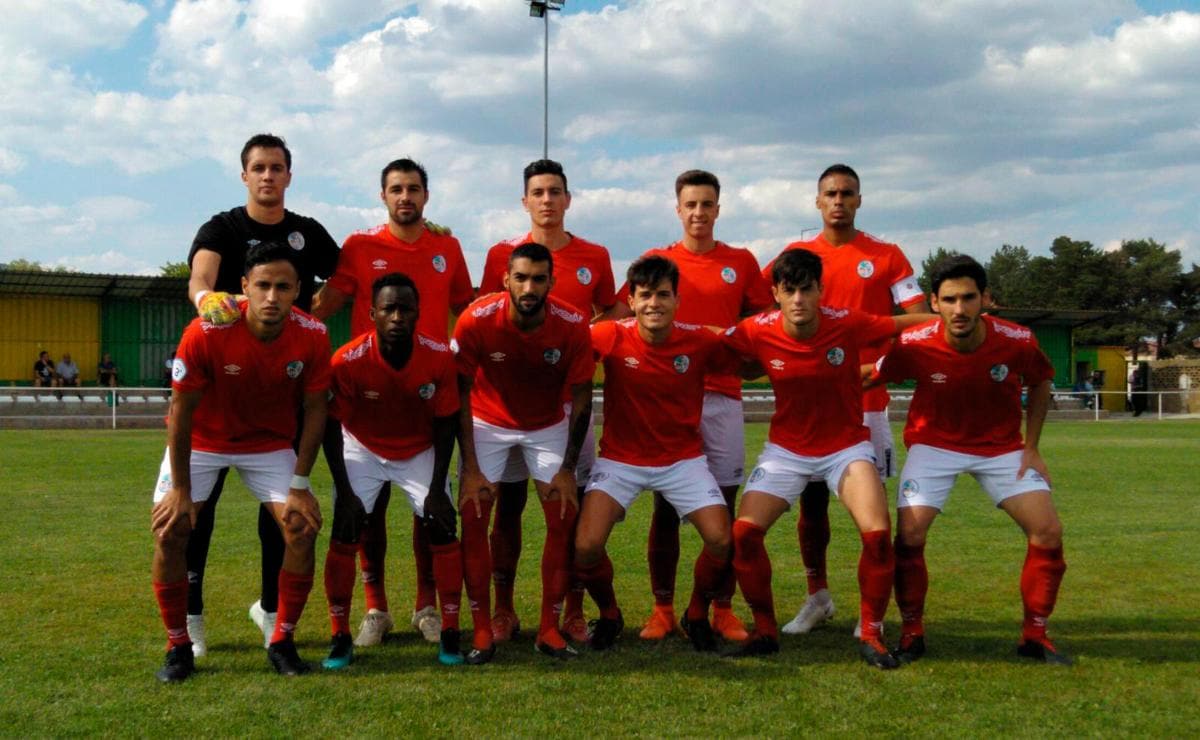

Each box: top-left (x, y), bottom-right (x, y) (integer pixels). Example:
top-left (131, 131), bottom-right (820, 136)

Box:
top-left (2, 0), bottom-right (1199, 279)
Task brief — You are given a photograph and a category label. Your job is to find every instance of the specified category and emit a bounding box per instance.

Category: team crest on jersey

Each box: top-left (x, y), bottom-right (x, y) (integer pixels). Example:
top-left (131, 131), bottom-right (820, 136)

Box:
top-left (720, 266), bottom-right (737, 284)
top-left (673, 355), bottom-right (690, 374)
top-left (857, 259), bottom-right (875, 278)
top-left (749, 467), bottom-right (766, 483)
top-left (418, 383), bottom-right (436, 400)
top-left (372, 258), bottom-right (388, 271)
top-left (990, 364), bottom-right (1009, 382)
top-left (576, 267), bottom-right (592, 285)
top-left (826, 347), bottom-right (845, 366)
top-left (286, 360), bottom-right (304, 379)
top-left (287, 231), bottom-right (305, 251)
top-left (544, 348), bottom-right (562, 365)
top-left (432, 254), bottom-right (447, 273)
top-left (900, 479), bottom-right (919, 498)
top-left (171, 358), bottom-right (187, 382)
top-left (624, 357), bottom-right (640, 368)
top-left (223, 364), bottom-right (241, 376)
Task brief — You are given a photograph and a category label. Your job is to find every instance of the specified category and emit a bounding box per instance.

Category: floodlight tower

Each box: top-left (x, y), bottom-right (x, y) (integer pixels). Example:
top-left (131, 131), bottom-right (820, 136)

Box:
top-left (528, 1), bottom-right (565, 159)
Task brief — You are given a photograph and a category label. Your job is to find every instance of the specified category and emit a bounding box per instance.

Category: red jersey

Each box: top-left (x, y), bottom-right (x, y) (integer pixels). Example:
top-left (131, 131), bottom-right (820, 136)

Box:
top-left (326, 224), bottom-right (474, 340)
top-left (725, 307), bottom-right (895, 457)
top-left (592, 319), bottom-right (738, 467)
top-left (765, 231), bottom-right (923, 412)
top-left (172, 306), bottom-right (332, 454)
top-left (618, 241), bottom-right (773, 399)
top-left (452, 293), bottom-right (594, 431)
top-left (872, 315), bottom-right (1054, 455)
top-left (330, 331), bottom-right (460, 461)
top-left (479, 233), bottom-right (616, 316)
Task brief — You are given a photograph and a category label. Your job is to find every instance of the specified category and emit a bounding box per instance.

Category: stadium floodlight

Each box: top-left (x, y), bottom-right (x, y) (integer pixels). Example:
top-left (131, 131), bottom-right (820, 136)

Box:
top-left (527, 1), bottom-right (566, 158)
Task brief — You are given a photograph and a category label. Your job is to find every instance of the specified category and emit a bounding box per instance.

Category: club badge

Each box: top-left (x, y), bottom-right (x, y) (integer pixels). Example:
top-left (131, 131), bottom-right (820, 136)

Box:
top-left (577, 267), bottom-right (592, 285)
top-left (990, 364), bottom-right (1009, 382)
top-left (721, 266), bottom-right (737, 284)
top-left (826, 347), bottom-right (845, 366)
top-left (673, 354), bottom-right (690, 374)
top-left (287, 231), bottom-right (305, 251)
top-left (900, 479), bottom-right (919, 498)
top-left (418, 383), bottom-right (436, 400)
top-left (286, 360), bottom-right (304, 379)
top-left (857, 260), bottom-right (874, 278)
top-left (748, 467), bottom-right (766, 483)
top-left (544, 348), bottom-right (562, 365)
top-left (171, 358), bottom-right (187, 382)
top-left (432, 254), bottom-right (447, 273)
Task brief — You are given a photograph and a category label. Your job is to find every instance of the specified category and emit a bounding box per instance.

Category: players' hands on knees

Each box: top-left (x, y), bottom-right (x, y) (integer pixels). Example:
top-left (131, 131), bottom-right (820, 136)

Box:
top-left (547, 468), bottom-right (579, 519)
top-left (423, 491), bottom-right (457, 539)
top-left (285, 487), bottom-right (323, 536)
top-left (458, 468), bottom-right (493, 519)
top-left (423, 219), bottom-right (453, 236)
top-left (197, 291), bottom-right (241, 325)
top-left (151, 487), bottom-right (196, 540)
top-left (1018, 448), bottom-right (1052, 485)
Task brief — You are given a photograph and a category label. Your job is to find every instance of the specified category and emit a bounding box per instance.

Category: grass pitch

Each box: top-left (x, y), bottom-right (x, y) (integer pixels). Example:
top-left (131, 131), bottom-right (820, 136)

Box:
top-left (0, 421), bottom-right (1197, 736)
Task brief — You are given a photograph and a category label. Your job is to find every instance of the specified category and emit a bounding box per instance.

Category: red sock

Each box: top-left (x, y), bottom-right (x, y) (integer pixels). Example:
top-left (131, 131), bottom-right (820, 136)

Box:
top-left (359, 542), bottom-right (388, 614)
top-left (460, 498), bottom-right (494, 649)
top-left (563, 513), bottom-right (585, 618)
top-left (798, 508), bottom-right (830, 594)
top-left (271, 568), bottom-right (314, 644)
top-left (324, 539), bottom-right (358, 636)
top-left (431, 540), bottom-right (463, 632)
top-left (575, 553), bottom-right (620, 619)
top-left (686, 547), bottom-right (731, 622)
top-left (1020, 542), bottom-right (1066, 641)
top-left (412, 514), bottom-right (437, 612)
top-left (153, 579), bottom-right (190, 649)
top-left (732, 519), bottom-right (777, 638)
top-left (858, 530), bottom-right (894, 641)
top-left (537, 498), bottom-right (576, 646)
top-left (490, 501), bottom-right (522, 613)
top-left (647, 514), bottom-right (680, 607)
top-left (893, 538), bottom-right (927, 637)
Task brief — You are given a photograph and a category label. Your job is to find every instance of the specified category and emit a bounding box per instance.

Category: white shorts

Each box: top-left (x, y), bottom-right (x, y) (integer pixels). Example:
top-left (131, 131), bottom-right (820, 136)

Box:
top-left (498, 402), bottom-right (595, 484)
top-left (341, 431), bottom-right (452, 516)
top-left (743, 440), bottom-right (876, 506)
top-left (701, 392), bottom-right (746, 486)
top-left (473, 415), bottom-right (568, 485)
top-left (864, 410), bottom-right (895, 480)
top-left (897, 444), bottom-right (1051, 511)
top-left (152, 447), bottom-right (295, 506)
top-left (585, 455), bottom-right (726, 518)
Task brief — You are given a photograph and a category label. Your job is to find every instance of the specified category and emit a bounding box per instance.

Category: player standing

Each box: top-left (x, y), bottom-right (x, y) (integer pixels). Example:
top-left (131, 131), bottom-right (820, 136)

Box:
top-left (724, 249), bottom-right (931, 668)
top-left (478, 159), bottom-right (618, 643)
top-left (454, 242), bottom-right (594, 662)
top-left (150, 241), bottom-right (330, 682)
top-left (614, 170), bottom-right (772, 642)
top-left (869, 255), bottom-right (1069, 664)
top-left (313, 158), bottom-right (473, 648)
top-left (185, 133), bottom-right (340, 655)
top-left (320, 272), bottom-right (465, 668)
top-left (765, 164), bottom-right (928, 635)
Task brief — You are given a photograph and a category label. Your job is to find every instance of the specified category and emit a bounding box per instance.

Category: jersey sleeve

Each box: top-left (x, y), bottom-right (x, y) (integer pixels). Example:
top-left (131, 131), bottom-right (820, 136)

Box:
top-left (591, 250), bottom-right (617, 309)
top-left (565, 321), bottom-right (597, 386)
top-left (871, 342), bottom-right (912, 385)
top-left (1019, 340), bottom-right (1055, 386)
top-left (740, 252), bottom-right (775, 313)
top-left (306, 218), bottom-right (341, 280)
top-left (451, 314), bottom-right (480, 377)
top-left (722, 317), bottom-right (757, 359)
top-left (187, 216), bottom-right (232, 268)
top-left (479, 245), bottom-right (507, 296)
top-left (590, 321), bottom-right (619, 361)
top-left (325, 237), bottom-right (359, 297)
top-left (703, 330), bottom-right (742, 376)
top-left (304, 332), bottom-right (333, 394)
top-left (886, 248), bottom-right (924, 308)
top-left (171, 321), bottom-right (211, 394)
top-left (432, 352), bottom-right (461, 417)
top-left (856, 310), bottom-right (898, 345)
top-left (327, 356), bottom-right (352, 423)
top-left (446, 239), bottom-right (474, 311)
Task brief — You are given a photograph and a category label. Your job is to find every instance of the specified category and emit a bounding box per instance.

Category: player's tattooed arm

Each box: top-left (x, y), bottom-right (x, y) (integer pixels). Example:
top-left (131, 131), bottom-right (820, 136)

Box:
top-left (153, 389), bottom-right (203, 538)
top-left (1019, 379), bottom-right (1053, 484)
top-left (455, 373), bottom-right (493, 519)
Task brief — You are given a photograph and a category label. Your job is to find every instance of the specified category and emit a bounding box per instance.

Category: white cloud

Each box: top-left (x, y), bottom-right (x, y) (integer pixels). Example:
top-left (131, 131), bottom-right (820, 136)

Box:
top-left (0, 0), bottom-right (146, 57)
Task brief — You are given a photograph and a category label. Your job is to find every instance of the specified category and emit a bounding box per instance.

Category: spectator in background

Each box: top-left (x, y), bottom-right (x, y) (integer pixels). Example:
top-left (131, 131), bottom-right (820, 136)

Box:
top-left (57, 353), bottom-right (82, 400)
top-left (33, 351), bottom-right (60, 390)
top-left (98, 353), bottom-right (119, 387)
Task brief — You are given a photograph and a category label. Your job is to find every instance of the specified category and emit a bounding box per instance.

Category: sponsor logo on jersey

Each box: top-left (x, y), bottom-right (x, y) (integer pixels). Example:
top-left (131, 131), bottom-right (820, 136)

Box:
top-left (755, 311), bottom-right (778, 326)
top-left (900, 479), bottom-right (919, 498)
top-left (343, 337), bottom-right (371, 362)
top-left (820, 305), bottom-right (849, 319)
top-left (417, 335), bottom-right (449, 353)
top-left (576, 267), bottom-right (592, 285)
top-left (550, 303), bottom-right (585, 323)
top-left (994, 322), bottom-right (1032, 340)
top-left (857, 259), bottom-right (875, 278)
top-left (286, 360), bottom-right (304, 379)
top-left (372, 258), bottom-right (388, 270)
top-left (472, 299), bottom-right (504, 318)
top-left (903, 323), bottom-right (939, 342)
top-left (990, 363), bottom-right (1009, 382)
top-left (673, 354), bottom-right (690, 374)
top-left (432, 254), bottom-right (447, 273)
top-left (287, 231), bottom-right (305, 251)
top-left (289, 311), bottom-right (327, 333)
top-left (931, 372), bottom-right (947, 384)
top-left (223, 364), bottom-right (241, 375)
top-left (490, 352), bottom-right (506, 362)
top-left (418, 383), bottom-right (436, 400)
top-left (720, 266), bottom-right (737, 284)
top-left (769, 359), bottom-right (785, 370)
top-left (826, 347), bottom-right (845, 366)
top-left (673, 321), bottom-right (700, 331)
top-left (171, 358), bottom-right (187, 382)
top-left (363, 390), bottom-right (380, 400)
top-left (624, 357), bottom-right (640, 368)
top-left (544, 348), bottom-right (562, 365)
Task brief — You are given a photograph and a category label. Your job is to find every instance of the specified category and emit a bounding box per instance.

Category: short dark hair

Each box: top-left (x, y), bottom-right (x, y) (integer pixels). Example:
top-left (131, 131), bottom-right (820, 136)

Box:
top-left (523, 159), bottom-right (568, 192)
top-left (818, 163), bottom-right (859, 189)
top-left (627, 255), bottom-right (679, 293)
top-left (771, 248), bottom-right (823, 288)
top-left (241, 133), bottom-right (291, 171)
top-left (509, 242), bottom-right (553, 274)
top-left (930, 255), bottom-right (987, 295)
top-left (380, 158), bottom-right (429, 191)
top-left (372, 272), bottom-right (420, 304)
top-left (675, 169), bottom-right (720, 198)
top-left (244, 240), bottom-right (301, 277)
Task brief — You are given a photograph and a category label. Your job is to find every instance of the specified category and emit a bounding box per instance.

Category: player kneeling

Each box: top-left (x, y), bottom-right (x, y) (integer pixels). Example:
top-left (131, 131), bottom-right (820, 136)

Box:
top-left (871, 255), bottom-right (1069, 665)
top-left (575, 256), bottom-right (738, 653)
top-left (724, 249), bottom-right (934, 668)
top-left (321, 273), bottom-right (465, 668)
top-left (150, 242), bottom-right (330, 682)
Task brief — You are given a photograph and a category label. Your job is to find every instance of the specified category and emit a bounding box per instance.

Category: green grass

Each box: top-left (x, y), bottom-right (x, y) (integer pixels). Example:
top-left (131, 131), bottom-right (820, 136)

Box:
top-left (0, 421), bottom-right (1197, 736)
